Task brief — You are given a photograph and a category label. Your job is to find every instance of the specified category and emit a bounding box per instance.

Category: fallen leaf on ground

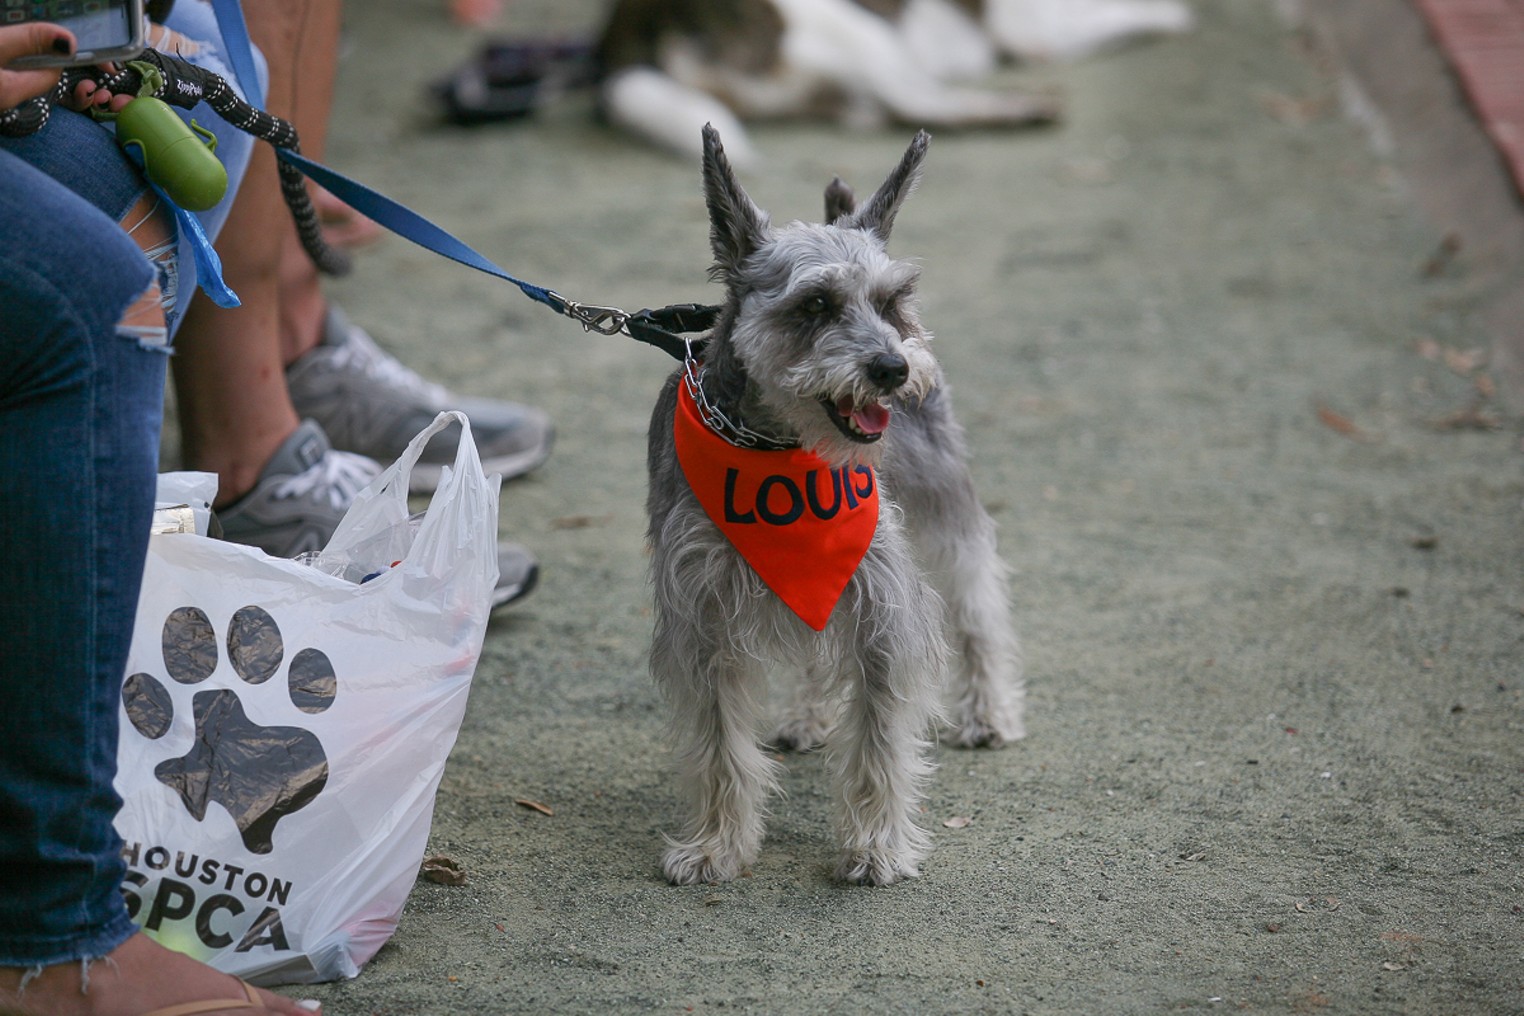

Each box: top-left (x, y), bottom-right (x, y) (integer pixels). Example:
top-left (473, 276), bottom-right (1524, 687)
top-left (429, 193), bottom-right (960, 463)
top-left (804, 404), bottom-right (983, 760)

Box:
top-left (420, 855), bottom-right (467, 886)
top-left (1429, 406), bottom-right (1502, 431)
top-left (515, 798), bottom-right (555, 816)
top-left (551, 514), bottom-right (612, 530)
top-left (943, 815), bottom-right (973, 829)
top-left (1419, 233), bottom-right (1462, 277)
top-left (1316, 405), bottom-right (1370, 441)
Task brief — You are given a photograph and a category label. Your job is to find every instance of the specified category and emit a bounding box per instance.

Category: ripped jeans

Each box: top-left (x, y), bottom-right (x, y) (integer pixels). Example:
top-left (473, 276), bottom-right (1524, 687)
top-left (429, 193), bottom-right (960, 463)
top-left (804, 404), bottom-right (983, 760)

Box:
top-left (0, 149), bottom-right (167, 966)
top-left (0, 0), bottom-right (265, 967)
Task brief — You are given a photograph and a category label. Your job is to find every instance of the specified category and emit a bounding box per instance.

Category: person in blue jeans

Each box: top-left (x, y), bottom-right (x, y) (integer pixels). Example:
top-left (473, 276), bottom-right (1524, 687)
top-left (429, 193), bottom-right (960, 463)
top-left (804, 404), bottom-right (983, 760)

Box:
top-left (0, 20), bottom-right (320, 1016)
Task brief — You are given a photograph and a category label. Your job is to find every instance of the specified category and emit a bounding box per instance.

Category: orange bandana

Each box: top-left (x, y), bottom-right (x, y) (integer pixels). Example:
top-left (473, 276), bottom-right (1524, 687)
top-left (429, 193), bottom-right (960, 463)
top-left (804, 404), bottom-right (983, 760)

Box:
top-left (674, 379), bottom-right (879, 631)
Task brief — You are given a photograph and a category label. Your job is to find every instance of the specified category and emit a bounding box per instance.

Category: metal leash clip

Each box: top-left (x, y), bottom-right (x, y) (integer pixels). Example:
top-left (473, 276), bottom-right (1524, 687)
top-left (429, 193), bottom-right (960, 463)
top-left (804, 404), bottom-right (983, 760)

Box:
top-left (552, 294), bottom-right (631, 336)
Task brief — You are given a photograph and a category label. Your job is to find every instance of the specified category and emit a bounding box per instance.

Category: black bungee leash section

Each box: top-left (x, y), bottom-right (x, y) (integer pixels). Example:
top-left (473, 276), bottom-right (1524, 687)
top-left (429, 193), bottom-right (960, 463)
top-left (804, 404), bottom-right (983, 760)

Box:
top-left (0, 47), bottom-right (717, 361)
top-left (0, 49), bottom-right (349, 278)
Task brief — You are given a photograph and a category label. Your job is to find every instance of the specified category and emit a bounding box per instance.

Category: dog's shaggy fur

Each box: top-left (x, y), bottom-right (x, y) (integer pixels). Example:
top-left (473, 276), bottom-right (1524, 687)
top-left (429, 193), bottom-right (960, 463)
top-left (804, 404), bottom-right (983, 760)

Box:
top-left (645, 126), bottom-right (1024, 886)
top-left (598, 0), bottom-right (1194, 166)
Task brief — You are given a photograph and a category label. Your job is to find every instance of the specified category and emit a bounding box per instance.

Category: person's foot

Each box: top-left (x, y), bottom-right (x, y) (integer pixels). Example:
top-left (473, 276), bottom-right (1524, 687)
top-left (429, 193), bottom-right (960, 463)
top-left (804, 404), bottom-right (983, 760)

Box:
top-left (217, 419), bottom-right (380, 559)
top-left (216, 420), bottom-right (539, 610)
top-left (0, 932), bottom-right (319, 1016)
top-left (492, 540), bottom-right (539, 610)
top-left (285, 305), bottom-right (554, 494)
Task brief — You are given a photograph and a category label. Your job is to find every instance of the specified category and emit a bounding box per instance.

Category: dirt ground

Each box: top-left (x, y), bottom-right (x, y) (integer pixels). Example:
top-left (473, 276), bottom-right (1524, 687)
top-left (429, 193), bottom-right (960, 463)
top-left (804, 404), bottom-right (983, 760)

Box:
top-left (285, 0), bottom-right (1524, 1011)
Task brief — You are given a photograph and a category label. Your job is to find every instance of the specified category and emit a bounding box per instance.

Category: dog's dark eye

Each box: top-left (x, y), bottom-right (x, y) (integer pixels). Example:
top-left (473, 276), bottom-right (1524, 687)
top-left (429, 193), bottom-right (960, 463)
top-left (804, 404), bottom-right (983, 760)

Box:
top-left (801, 294), bottom-right (830, 315)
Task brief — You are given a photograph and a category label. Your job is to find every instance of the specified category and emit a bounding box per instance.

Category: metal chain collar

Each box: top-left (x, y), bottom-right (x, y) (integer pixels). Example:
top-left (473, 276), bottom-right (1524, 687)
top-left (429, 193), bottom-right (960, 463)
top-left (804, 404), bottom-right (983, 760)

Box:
top-left (682, 352), bottom-right (797, 451)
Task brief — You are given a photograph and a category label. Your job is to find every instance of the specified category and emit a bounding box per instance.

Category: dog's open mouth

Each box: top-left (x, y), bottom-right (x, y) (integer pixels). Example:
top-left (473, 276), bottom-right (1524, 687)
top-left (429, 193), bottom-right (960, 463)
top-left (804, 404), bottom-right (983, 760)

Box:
top-left (822, 395), bottom-right (890, 443)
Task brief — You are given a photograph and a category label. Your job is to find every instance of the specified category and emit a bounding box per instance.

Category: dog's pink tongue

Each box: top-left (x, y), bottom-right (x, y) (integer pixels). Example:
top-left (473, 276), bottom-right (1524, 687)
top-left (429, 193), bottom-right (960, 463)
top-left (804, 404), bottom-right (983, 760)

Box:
top-left (840, 397), bottom-right (891, 435)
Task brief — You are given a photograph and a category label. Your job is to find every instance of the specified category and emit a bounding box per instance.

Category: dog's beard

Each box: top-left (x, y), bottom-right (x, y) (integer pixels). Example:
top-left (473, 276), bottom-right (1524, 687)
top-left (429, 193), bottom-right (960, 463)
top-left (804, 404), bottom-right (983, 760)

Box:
top-left (748, 333), bottom-right (937, 469)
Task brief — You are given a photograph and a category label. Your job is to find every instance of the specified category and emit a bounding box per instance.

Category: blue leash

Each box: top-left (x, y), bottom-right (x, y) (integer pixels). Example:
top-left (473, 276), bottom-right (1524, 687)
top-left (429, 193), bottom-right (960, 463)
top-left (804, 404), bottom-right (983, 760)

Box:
top-left (205, 0), bottom-right (709, 351)
top-left (277, 148), bottom-right (561, 314)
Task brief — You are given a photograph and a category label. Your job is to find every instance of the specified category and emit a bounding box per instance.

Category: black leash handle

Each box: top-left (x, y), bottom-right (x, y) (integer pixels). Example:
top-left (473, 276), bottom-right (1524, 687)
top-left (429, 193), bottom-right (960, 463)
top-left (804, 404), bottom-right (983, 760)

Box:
top-left (0, 49), bottom-right (348, 277)
top-left (0, 48), bottom-right (722, 360)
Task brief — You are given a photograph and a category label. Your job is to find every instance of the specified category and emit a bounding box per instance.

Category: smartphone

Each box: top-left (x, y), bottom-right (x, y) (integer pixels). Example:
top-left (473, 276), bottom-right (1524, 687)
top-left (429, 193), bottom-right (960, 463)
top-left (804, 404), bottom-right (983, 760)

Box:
top-left (6, 0), bottom-right (146, 68)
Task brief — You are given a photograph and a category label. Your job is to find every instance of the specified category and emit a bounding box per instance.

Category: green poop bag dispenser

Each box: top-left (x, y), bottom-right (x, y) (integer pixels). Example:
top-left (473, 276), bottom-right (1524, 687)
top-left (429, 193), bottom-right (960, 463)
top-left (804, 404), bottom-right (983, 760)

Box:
top-left (116, 96), bottom-right (228, 212)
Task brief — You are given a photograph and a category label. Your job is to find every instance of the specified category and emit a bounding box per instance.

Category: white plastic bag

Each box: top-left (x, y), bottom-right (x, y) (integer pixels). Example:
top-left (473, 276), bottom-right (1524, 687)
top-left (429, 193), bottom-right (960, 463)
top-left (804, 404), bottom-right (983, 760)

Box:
top-left (116, 411), bottom-right (500, 985)
top-left (152, 470), bottom-right (218, 535)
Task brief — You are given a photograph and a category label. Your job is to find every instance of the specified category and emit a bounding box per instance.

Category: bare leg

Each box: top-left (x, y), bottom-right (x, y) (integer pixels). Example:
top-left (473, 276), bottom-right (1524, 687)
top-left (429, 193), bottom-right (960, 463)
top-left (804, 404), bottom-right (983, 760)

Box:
top-left (172, 0), bottom-right (342, 507)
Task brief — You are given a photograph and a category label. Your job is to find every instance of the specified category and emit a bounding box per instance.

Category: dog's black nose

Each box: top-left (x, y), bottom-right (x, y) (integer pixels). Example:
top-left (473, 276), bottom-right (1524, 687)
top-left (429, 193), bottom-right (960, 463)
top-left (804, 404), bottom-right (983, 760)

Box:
top-left (868, 352), bottom-right (910, 391)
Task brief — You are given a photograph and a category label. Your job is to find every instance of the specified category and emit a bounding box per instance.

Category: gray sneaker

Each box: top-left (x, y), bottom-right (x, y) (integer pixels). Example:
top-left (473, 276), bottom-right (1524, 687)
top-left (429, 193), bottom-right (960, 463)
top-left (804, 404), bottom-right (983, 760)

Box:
top-left (218, 420), bottom-right (539, 610)
top-left (218, 420), bottom-right (381, 558)
top-left (492, 541), bottom-right (539, 611)
top-left (286, 305), bottom-right (554, 494)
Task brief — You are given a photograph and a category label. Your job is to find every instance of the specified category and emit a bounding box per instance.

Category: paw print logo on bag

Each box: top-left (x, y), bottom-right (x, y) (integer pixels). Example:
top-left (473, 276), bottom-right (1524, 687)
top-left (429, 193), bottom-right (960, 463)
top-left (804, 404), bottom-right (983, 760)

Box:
top-left (122, 605), bottom-right (339, 854)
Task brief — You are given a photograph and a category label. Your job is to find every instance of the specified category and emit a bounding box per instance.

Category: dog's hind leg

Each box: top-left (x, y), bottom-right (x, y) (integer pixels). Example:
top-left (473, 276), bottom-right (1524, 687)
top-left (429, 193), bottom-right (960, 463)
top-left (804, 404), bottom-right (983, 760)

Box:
top-left (827, 547), bottom-right (945, 885)
top-left (886, 392), bottom-right (1026, 748)
top-left (931, 513), bottom-right (1026, 747)
top-left (651, 608), bottom-right (779, 885)
top-left (771, 661), bottom-right (838, 753)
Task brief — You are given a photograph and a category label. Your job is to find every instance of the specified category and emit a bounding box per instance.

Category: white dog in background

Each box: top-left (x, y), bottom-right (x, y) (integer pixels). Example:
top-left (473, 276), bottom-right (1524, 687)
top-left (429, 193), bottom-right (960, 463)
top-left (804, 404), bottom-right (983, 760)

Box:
top-left (595, 0), bottom-right (1194, 166)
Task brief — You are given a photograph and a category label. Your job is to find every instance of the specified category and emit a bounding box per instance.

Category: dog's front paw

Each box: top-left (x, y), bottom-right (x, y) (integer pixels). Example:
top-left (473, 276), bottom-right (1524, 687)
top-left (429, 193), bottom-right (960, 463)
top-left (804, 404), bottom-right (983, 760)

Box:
top-left (662, 841), bottom-right (748, 885)
top-left (835, 847), bottom-right (922, 887)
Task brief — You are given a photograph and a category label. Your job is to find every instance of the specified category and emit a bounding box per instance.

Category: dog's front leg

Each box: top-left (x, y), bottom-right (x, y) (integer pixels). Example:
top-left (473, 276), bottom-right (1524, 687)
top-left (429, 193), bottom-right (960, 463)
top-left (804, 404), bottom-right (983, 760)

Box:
top-left (828, 549), bottom-right (945, 886)
top-left (651, 612), bottom-right (779, 885)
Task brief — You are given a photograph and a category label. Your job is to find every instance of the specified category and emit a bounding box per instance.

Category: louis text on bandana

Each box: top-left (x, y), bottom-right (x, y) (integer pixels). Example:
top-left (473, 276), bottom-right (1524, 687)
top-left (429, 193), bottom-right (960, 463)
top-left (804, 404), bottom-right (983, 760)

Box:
top-left (673, 380), bottom-right (879, 631)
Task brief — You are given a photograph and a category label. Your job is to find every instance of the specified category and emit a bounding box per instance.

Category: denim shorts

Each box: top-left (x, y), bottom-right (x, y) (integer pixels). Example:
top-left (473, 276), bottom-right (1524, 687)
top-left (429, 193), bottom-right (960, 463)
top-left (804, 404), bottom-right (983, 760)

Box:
top-left (0, 0), bottom-right (265, 336)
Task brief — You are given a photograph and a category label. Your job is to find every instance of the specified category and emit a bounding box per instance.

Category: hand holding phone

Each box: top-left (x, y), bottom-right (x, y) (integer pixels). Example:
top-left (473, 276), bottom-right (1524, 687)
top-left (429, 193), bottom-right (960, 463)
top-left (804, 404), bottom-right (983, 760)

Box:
top-left (6, 0), bottom-right (146, 69)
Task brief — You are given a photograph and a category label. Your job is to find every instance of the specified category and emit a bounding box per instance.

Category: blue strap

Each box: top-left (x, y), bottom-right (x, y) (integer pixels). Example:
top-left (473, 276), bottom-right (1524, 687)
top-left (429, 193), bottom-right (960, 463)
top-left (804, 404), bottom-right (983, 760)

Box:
top-left (277, 149), bottom-right (562, 311)
top-left (206, 0), bottom-right (565, 315)
top-left (208, 0), bottom-right (265, 109)
top-left (165, 184), bottom-right (240, 308)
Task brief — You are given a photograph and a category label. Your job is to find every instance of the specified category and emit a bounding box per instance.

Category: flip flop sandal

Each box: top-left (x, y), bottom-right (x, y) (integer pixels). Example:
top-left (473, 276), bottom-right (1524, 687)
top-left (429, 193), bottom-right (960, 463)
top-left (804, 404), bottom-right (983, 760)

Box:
top-left (142, 979), bottom-right (268, 1016)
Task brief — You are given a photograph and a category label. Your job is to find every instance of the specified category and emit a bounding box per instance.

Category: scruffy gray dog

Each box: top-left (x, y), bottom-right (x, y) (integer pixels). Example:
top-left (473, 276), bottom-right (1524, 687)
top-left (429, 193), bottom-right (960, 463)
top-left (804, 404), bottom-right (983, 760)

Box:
top-left (645, 125), bottom-right (1023, 887)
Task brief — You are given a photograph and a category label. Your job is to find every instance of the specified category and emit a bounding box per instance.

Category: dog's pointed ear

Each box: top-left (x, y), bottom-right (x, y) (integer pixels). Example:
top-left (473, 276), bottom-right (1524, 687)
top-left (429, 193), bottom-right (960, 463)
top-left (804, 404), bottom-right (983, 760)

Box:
top-left (841, 130), bottom-right (930, 243)
top-left (702, 124), bottom-right (770, 277)
top-left (824, 176), bottom-right (857, 224)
